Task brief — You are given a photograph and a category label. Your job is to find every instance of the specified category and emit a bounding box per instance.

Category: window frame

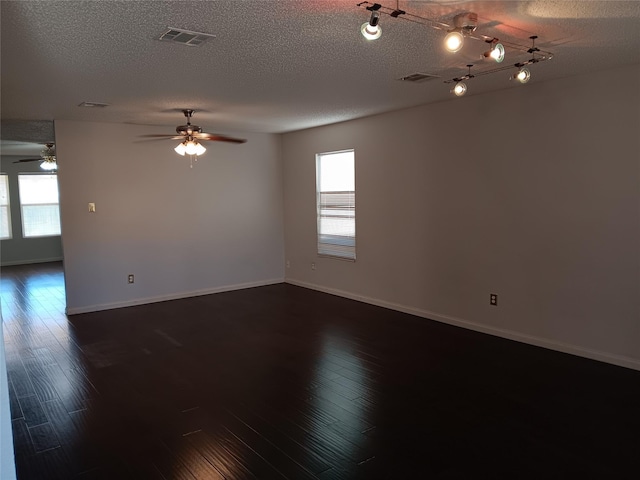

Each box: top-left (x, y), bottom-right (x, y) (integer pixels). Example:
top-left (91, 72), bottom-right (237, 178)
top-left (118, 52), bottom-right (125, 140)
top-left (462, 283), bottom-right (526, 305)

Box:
top-left (315, 149), bottom-right (356, 261)
top-left (0, 174), bottom-right (11, 240)
top-left (17, 173), bottom-right (62, 239)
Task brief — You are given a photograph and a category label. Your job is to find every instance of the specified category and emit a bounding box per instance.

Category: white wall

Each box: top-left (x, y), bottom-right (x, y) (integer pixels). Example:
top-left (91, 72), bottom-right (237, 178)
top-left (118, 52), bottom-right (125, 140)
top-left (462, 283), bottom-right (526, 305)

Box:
top-left (282, 64), bottom-right (640, 370)
top-left (55, 120), bottom-right (284, 313)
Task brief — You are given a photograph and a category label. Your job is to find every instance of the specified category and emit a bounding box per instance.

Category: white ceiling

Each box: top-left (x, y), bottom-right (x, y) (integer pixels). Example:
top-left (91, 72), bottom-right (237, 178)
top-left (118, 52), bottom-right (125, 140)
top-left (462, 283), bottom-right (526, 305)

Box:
top-left (1, 0), bottom-right (639, 142)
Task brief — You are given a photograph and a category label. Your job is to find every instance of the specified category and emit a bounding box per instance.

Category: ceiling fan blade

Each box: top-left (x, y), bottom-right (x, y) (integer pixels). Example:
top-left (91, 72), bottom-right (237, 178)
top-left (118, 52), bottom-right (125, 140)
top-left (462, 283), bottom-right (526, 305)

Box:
top-left (13, 158), bottom-right (42, 163)
top-left (138, 134), bottom-right (185, 139)
top-left (196, 133), bottom-right (247, 143)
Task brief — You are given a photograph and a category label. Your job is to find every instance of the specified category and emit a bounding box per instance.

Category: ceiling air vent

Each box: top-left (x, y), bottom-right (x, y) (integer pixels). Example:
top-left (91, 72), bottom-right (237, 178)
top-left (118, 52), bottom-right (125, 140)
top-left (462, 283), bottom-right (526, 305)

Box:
top-left (78, 101), bottom-right (110, 108)
top-left (398, 73), bottom-right (440, 83)
top-left (159, 28), bottom-right (215, 47)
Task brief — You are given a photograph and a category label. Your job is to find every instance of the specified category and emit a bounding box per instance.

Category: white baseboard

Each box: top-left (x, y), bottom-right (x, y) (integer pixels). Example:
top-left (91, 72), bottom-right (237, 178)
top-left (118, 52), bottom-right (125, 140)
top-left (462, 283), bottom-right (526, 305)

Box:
top-left (1, 257), bottom-right (63, 267)
top-left (66, 278), bottom-right (285, 315)
top-left (286, 278), bottom-right (640, 372)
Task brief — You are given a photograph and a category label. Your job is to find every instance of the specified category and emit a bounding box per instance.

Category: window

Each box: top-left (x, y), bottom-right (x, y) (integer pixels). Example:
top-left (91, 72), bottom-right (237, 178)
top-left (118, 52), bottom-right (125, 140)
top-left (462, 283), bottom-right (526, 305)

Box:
top-left (18, 174), bottom-right (61, 238)
top-left (0, 174), bottom-right (11, 239)
top-left (316, 150), bottom-right (355, 260)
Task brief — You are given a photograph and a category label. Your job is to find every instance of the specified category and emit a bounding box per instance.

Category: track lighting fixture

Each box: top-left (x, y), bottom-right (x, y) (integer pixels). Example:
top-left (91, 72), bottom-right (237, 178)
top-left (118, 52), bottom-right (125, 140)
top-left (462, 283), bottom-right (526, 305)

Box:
top-left (361, 4), bottom-right (382, 40)
top-left (512, 68), bottom-right (531, 83)
top-left (356, 2), bottom-right (554, 95)
top-left (449, 65), bottom-right (474, 97)
top-left (484, 40), bottom-right (505, 63)
top-left (509, 38), bottom-right (538, 84)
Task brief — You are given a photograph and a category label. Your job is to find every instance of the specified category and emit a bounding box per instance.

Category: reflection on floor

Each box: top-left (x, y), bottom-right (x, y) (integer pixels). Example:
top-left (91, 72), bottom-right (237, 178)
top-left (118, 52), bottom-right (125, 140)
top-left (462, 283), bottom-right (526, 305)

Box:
top-left (2, 261), bottom-right (640, 479)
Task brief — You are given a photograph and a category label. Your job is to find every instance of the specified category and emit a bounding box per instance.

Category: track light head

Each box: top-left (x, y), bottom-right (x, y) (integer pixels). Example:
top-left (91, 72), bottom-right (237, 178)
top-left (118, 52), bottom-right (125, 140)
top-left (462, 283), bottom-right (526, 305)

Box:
top-left (512, 68), bottom-right (531, 83)
top-left (361, 11), bottom-right (382, 40)
top-left (484, 41), bottom-right (505, 63)
top-left (444, 30), bottom-right (464, 52)
top-left (451, 81), bottom-right (467, 96)
top-left (444, 11), bottom-right (478, 52)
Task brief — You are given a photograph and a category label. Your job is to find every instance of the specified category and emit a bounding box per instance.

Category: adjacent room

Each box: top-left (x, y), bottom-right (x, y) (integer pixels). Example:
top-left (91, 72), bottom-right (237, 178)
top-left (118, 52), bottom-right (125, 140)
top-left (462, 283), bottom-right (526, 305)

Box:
top-left (1, 1), bottom-right (639, 479)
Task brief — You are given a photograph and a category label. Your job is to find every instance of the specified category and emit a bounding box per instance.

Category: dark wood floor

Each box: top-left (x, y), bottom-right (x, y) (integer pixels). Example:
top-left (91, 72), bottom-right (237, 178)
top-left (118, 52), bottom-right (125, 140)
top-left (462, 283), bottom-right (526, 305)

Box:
top-left (1, 262), bottom-right (639, 479)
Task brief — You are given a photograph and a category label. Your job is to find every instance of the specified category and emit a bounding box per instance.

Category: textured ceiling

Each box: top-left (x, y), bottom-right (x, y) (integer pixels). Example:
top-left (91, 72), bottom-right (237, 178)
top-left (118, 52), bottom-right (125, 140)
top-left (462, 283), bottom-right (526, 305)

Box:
top-left (1, 0), bottom-right (639, 143)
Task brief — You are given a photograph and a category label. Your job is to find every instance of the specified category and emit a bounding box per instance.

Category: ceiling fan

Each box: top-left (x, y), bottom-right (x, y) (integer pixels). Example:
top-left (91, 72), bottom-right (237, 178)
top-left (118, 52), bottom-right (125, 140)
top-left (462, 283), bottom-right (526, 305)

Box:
top-left (141, 109), bottom-right (246, 148)
top-left (140, 109), bottom-right (246, 167)
top-left (12, 143), bottom-right (57, 171)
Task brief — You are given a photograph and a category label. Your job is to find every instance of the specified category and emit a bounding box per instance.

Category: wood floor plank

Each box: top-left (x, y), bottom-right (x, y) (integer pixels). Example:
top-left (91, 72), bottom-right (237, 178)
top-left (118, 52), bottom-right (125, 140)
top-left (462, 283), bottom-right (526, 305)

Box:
top-left (59, 442), bottom-right (107, 477)
top-left (219, 409), bottom-right (320, 480)
top-left (11, 418), bottom-right (35, 457)
top-left (18, 394), bottom-right (49, 427)
top-left (185, 430), bottom-right (259, 480)
top-left (43, 363), bottom-right (89, 413)
top-left (8, 376), bottom-right (24, 420)
top-left (28, 422), bottom-right (61, 452)
top-left (41, 399), bottom-right (82, 446)
top-left (208, 424), bottom-right (290, 480)
top-left (241, 398), bottom-right (370, 474)
top-left (7, 359), bottom-right (37, 398)
top-left (160, 437), bottom-right (225, 480)
top-left (229, 402), bottom-right (332, 475)
top-left (23, 357), bottom-right (60, 403)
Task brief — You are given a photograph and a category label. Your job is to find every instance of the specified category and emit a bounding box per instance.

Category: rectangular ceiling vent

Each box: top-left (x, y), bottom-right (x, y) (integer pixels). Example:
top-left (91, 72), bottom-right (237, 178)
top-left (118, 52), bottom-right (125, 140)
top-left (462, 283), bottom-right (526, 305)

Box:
top-left (398, 73), bottom-right (440, 83)
top-left (78, 101), bottom-right (110, 108)
top-left (159, 28), bottom-right (215, 47)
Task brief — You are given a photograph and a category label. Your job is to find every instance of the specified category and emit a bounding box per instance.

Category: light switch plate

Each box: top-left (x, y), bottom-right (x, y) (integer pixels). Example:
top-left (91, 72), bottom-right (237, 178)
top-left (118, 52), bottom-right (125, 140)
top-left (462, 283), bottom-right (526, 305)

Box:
top-left (88, 203), bottom-right (96, 213)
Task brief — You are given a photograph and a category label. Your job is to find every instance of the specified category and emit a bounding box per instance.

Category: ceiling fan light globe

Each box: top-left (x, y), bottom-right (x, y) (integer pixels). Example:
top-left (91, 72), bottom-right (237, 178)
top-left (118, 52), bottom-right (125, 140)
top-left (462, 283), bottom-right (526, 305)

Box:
top-left (174, 142), bottom-right (187, 155)
top-left (444, 31), bottom-right (464, 52)
top-left (40, 160), bottom-right (57, 171)
top-left (195, 143), bottom-right (206, 156)
top-left (185, 140), bottom-right (201, 156)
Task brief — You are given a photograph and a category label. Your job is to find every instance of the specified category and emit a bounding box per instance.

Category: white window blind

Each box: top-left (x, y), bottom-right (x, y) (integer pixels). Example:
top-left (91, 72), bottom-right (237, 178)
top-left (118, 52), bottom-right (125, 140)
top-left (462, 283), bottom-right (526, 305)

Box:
top-left (18, 174), bottom-right (61, 238)
top-left (0, 174), bottom-right (11, 239)
top-left (316, 150), bottom-right (355, 260)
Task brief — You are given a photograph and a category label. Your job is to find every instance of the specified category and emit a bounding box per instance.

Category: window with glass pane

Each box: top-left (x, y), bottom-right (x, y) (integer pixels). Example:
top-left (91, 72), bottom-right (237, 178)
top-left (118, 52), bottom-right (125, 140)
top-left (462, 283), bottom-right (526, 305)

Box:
top-left (18, 174), bottom-right (61, 237)
top-left (0, 174), bottom-right (11, 239)
top-left (316, 150), bottom-right (355, 260)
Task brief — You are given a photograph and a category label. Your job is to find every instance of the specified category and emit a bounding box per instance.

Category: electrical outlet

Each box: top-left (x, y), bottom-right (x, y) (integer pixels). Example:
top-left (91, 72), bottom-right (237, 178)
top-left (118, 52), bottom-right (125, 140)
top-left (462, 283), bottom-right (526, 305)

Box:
top-left (490, 293), bottom-right (498, 306)
top-left (311, 262), bottom-right (316, 270)
top-left (128, 274), bottom-right (134, 284)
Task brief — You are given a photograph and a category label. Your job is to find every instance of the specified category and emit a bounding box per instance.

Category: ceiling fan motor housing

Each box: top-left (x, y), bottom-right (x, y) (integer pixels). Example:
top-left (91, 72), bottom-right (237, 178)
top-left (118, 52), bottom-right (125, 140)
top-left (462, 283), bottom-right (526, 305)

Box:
top-left (176, 124), bottom-right (202, 135)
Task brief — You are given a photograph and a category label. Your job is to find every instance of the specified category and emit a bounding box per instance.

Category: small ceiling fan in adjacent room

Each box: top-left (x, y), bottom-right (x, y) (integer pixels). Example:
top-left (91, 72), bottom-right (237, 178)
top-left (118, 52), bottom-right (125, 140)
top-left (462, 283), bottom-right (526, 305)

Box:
top-left (12, 143), bottom-right (57, 171)
top-left (140, 109), bottom-right (246, 167)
